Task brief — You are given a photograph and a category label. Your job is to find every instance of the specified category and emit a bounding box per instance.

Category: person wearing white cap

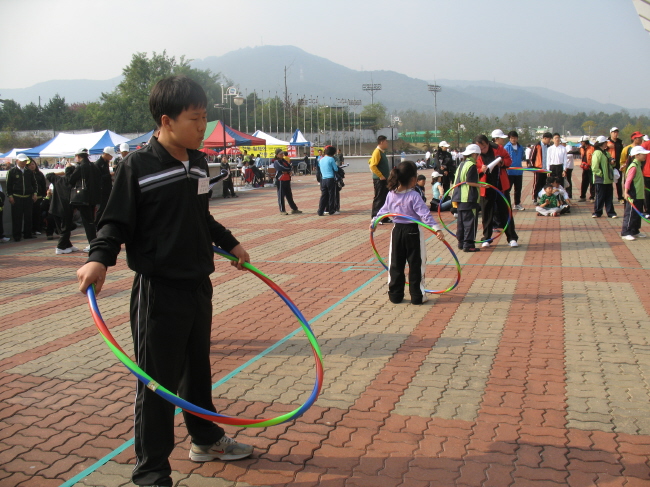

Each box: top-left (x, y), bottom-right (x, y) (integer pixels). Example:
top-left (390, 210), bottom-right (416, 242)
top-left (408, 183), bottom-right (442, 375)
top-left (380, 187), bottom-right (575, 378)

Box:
top-left (475, 134), bottom-right (519, 248)
top-left (608, 127), bottom-right (625, 203)
top-left (435, 141), bottom-right (455, 194)
top-left (113, 143), bottom-right (130, 171)
top-left (430, 171), bottom-right (452, 212)
top-left (68, 147), bottom-right (102, 250)
top-left (94, 147), bottom-right (115, 225)
top-left (6, 153), bottom-right (38, 241)
top-left (451, 144), bottom-right (482, 252)
top-left (621, 145), bottom-right (650, 240)
top-left (591, 136), bottom-right (617, 218)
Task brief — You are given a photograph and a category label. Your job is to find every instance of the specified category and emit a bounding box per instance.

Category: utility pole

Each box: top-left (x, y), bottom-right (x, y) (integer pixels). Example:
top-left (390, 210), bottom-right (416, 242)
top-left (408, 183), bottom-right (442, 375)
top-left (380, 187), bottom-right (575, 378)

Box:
top-left (428, 83), bottom-right (442, 139)
top-left (362, 83), bottom-right (382, 105)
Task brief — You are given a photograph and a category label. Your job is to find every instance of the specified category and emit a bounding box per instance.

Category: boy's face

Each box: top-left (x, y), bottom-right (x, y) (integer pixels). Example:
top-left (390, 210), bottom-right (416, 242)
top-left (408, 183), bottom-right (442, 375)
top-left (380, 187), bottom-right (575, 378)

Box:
top-left (166, 105), bottom-right (207, 150)
top-left (542, 137), bottom-right (551, 144)
top-left (553, 135), bottom-right (561, 145)
top-left (509, 136), bottom-right (518, 145)
top-left (545, 187), bottom-right (554, 196)
top-left (417, 179), bottom-right (425, 187)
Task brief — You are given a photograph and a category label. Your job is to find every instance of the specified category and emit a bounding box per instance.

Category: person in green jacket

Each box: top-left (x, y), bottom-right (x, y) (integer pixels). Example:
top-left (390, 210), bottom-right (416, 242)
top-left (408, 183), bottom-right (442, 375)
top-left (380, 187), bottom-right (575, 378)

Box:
top-left (591, 136), bottom-right (617, 218)
top-left (621, 146), bottom-right (650, 240)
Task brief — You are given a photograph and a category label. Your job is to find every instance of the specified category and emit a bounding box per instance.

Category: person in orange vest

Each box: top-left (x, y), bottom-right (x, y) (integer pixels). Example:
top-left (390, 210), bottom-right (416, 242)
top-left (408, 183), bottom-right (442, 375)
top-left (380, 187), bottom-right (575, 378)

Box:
top-left (607, 127), bottom-right (624, 203)
top-left (578, 136), bottom-right (595, 202)
top-left (528, 132), bottom-right (552, 203)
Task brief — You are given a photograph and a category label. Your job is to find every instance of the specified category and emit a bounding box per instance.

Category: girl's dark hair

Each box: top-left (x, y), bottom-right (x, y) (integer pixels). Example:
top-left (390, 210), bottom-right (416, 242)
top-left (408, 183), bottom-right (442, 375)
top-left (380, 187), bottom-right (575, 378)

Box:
top-left (149, 75), bottom-right (207, 128)
top-left (324, 146), bottom-right (336, 156)
top-left (387, 161), bottom-right (417, 191)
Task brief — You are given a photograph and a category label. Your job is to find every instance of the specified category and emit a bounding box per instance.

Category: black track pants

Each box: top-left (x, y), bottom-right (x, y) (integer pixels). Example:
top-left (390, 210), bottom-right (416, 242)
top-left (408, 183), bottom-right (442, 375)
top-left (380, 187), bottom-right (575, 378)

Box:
top-left (388, 223), bottom-right (426, 302)
top-left (130, 275), bottom-right (225, 487)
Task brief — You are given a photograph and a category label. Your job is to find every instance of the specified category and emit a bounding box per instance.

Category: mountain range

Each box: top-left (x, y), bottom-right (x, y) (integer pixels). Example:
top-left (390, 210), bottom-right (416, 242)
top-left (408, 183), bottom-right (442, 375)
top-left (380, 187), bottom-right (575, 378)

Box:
top-left (2, 45), bottom-right (647, 116)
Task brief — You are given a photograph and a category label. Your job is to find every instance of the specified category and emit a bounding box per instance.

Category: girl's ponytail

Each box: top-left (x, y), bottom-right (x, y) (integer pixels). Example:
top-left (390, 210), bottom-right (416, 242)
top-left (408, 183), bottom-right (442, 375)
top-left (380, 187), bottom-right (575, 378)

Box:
top-left (387, 161), bottom-right (417, 191)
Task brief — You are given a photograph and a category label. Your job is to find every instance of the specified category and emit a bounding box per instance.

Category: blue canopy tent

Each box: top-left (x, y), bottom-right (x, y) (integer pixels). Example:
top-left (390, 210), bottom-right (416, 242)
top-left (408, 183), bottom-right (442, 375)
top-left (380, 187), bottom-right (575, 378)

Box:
top-left (19, 130), bottom-right (129, 158)
top-left (289, 129), bottom-right (312, 146)
top-left (123, 130), bottom-right (154, 151)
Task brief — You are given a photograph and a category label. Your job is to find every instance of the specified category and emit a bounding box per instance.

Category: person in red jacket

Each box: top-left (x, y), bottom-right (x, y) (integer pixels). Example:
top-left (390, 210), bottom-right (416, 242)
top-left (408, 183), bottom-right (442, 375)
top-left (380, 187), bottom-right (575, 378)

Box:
top-left (475, 133), bottom-right (519, 248)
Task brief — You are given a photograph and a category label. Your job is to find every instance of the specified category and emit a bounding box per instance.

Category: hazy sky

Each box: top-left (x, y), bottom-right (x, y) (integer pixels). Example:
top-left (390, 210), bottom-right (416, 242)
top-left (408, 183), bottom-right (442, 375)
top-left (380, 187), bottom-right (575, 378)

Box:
top-left (2, 0), bottom-right (648, 108)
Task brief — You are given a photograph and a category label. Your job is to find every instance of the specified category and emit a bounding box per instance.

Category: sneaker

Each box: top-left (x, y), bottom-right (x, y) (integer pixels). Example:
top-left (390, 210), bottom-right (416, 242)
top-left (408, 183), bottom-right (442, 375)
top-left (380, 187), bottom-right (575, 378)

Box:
top-left (578, 198), bottom-right (586, 202)
top-left (509, 240), bottom-right (519, 247)
top-left (591, 214), bottom-right (598, 218)
top-left (55, 247), bottom-right (72, 255)
top-left (82, 246), bottom-right (91, 252)
top-left (189, 435), bottom-right (253, 462)
top-left (0, 237), bottom-right (9, 243)
top-left (481, 242), bottom-right (491, 248)
top-left (514, 205), bottom-right (525, 211)
top-left (323, 212), bottom-right (330, 215)
top-left (610, 215), bottom-right (618, 219)
top-left (331, 211), bottom-right (341, 215)
top-left (291, 209), bottom-right (303, 214)
top-left (280, 211), bottom-right (289, 215)
top-left (464, 247), bottom-right (480, 253)
top-left (69, 246), bottom-right (81, 252)
top-left (635, 232), bottom-right (647, 238)
top-left (622, 235), bottom-right (636, 241)
top-left (34, 231), bottom-right (42, 235)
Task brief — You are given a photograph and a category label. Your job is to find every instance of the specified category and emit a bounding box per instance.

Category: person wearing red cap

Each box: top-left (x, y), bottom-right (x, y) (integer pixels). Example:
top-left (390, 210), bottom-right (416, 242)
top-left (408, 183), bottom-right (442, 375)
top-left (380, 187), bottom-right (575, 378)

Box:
top-left (621, 132), bottom-right (645, 170)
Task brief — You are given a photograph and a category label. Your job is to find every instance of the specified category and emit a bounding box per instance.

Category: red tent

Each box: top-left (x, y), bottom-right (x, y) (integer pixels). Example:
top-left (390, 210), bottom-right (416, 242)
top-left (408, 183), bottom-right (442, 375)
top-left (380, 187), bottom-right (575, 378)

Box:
top-left (203, 121), bottom-right (266, 148)
top-left (199, 148), bottom-right (220, 156)
top-left (216, 147), bottom-right (242, 155)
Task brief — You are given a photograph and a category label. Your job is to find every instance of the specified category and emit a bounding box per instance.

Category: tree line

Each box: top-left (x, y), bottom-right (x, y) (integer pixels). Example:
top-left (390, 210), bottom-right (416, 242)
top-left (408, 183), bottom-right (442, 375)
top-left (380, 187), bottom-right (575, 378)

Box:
top-left (1, 51), bottom-right (649, 153)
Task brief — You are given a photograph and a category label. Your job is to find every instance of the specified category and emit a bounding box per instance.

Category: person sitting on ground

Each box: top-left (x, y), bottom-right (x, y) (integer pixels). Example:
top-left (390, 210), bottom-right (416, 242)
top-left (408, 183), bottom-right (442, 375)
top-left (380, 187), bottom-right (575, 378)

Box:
top-left (430, 171), bottom-right (452, 212)
top-left (538, 177), bottom-right (572, 214)
top-left (536, 185), bottom-right (561, 217)
top-left (414, 174), bottom-right (427, 202)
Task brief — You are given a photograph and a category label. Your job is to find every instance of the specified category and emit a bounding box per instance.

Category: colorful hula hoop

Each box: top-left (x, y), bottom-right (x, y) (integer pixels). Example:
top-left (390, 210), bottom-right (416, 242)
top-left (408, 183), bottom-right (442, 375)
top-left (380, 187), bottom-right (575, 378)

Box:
top-left (507, 167), bottom-right (551, 174)
top-left (438, 181), bottom-right (512, 244)
top-left (85, 246), bottom-right (324, 428)
top-left (626, 197), bottom-right (650, 224)
top-left (369, 213), bottom-right (461, 294)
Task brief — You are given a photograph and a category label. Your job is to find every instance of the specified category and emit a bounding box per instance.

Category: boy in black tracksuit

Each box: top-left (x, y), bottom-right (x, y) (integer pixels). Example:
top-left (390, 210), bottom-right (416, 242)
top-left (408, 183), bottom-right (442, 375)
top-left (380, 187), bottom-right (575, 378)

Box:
top-left (77, 76), bottom-right (253, 487)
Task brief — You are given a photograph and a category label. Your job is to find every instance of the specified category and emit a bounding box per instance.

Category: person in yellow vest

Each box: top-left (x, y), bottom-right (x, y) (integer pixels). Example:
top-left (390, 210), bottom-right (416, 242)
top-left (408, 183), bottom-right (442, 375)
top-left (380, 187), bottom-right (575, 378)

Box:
top-left (621, 146), bottom-right (650, 240)
top-left (451, 144), bottom-right (483, 252)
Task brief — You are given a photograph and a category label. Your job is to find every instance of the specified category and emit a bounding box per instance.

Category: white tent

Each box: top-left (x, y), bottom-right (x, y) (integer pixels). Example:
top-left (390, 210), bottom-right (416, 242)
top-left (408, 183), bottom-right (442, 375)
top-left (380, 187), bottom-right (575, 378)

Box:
top-left (251, 130), bottom-right (289, 145)
top-left (289, 129), bottom-right (312, 146)
top-left (0, 148), bottom-right (31, 160)
top-left (19, 130), bottom-right (129, 158)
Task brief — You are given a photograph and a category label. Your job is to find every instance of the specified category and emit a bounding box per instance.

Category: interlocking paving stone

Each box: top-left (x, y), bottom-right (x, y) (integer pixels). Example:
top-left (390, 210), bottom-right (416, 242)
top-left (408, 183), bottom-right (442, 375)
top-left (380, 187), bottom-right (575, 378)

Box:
top-left (564, 280), bottom-right (650, 435)
top-left (394, 278), bottom-right (517, 420)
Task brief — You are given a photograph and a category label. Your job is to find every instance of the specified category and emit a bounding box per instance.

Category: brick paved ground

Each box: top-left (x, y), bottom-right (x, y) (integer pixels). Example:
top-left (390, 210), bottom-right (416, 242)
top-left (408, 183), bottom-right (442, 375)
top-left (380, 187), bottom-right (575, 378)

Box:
top-left (1, 169), bottom-right (650, 487)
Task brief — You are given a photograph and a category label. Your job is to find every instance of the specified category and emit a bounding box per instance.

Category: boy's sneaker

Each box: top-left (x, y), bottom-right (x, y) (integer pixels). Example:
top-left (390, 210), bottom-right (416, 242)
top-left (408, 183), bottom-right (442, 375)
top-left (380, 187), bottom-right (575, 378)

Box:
top-left (189, 436), bottom-right (253, 462)
top-left (411, 293), bottom-right (429, 305)
top-left (481, 242), bottom-right (491, 248)
top-left (578, 198), bottom-right (586, 202)
top-left (291, 209), bottom-right (303, 214)
top-left (82, 246), bottom-right (91, 252)
top-left (0, 237), bottom-right (9, 243)
top-left (464, 247), bottom-right (480, 253)
top-left (280, 211), bottom-right (289, 215)
top-left (331, 211), bottom-right (341, 215)
top-left (69, 246), bottom-right (81, 252)
top-left (610, 215), bottom-right (618, 219)
top-left (634, 232), bottom-right (647, 238)
top-left (34, 231), bottom-right (42, 235)
top-left (55, 247), bottom-right (72, 255)
top-left (622, 235), bottom-right (636, 241)
top-left (509, 240), bottom-right (519, 247)
top-left (591, 214), bottom-right (598, 218)
top-left (515, 205), bottom-right (525, 211)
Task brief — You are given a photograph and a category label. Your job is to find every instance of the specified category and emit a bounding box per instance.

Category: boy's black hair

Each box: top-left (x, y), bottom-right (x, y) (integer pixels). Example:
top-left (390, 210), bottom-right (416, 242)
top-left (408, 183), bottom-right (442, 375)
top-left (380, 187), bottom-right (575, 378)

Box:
top-left (387, 161), bottom-right (417, 191)
top-left (544, 184), bottom-right (554, 189)
top-left (508, 130), bottom-right (519, 138)
top-left (474, 134), bottom-right (490, 145)
top-left (542, 132), bottom-right (553, 139)
top-left (149, 75), bottom-right (207, 128)
top-left (552, 132), bottom-right (561, 138)
top-left (324, 146), bottom-right (337, 156)
top-left (417, 174), bottom-right (426, 181)
top-left (377, 135), bottom-right (388, 144)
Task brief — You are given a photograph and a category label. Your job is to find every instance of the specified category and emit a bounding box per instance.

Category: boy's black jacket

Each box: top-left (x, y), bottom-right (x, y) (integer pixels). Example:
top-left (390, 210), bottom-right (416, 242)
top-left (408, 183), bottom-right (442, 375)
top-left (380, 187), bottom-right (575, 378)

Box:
top-left (87, 136), bottom-right (239, 282)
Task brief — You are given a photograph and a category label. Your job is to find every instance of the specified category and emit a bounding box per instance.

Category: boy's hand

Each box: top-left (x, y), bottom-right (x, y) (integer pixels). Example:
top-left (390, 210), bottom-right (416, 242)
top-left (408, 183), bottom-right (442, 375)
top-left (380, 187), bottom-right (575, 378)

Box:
top-left (229, 244), bottom-right (250, 271)
top-left (435, 230), bottom-right (445, 241)
top-left (77, 262), bottom-right (107, 294)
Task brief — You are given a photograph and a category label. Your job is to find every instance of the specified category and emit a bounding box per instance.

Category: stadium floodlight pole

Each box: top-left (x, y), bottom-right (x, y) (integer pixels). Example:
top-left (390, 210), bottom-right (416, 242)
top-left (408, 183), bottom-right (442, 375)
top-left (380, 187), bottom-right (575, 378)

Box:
top-left (362, 83), bottom-right (382, 105)
top-left (428, 83), bottom-right (442, 139)
top-left (215, 85), bottom-right (238, 157)
top-left (346, 99), bottom-right (361, 155)
top-left (390, 116), bottom-right (401, 169)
